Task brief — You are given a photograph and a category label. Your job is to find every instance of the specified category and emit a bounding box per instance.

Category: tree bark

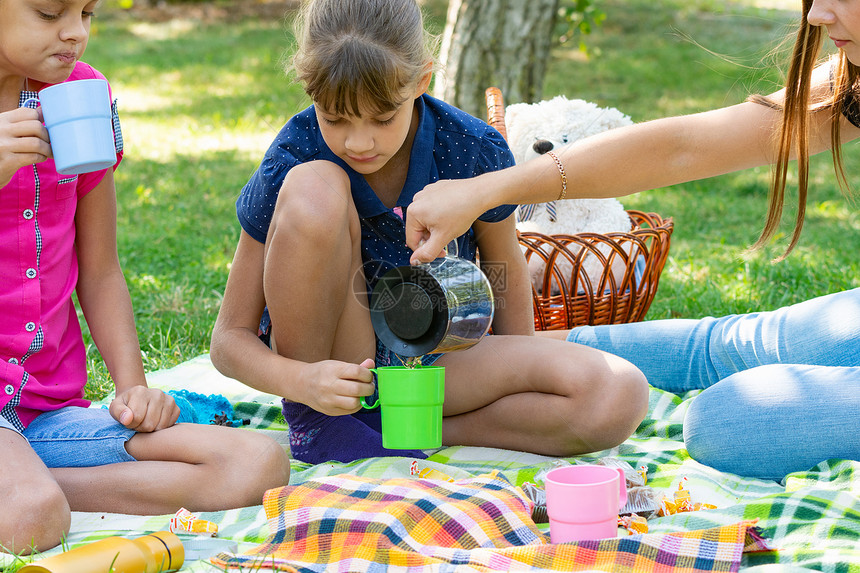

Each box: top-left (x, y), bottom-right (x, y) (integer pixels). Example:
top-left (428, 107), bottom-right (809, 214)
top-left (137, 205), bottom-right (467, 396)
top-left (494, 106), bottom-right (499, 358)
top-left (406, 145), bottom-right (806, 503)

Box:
top-left (433, 0), bottom-right (560, 119)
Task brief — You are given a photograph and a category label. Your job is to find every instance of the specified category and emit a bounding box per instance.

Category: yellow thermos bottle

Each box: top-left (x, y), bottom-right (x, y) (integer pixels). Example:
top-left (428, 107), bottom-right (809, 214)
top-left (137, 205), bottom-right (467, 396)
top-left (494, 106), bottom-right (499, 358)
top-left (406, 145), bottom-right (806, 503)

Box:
top-left (19, 531), bottom-right (184, 573)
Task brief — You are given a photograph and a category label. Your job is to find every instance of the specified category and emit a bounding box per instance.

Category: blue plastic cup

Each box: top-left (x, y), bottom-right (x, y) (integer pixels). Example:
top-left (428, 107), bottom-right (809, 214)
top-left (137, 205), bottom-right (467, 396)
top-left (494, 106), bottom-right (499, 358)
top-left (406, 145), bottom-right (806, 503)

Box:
top-left (37, 79), bottom-right (116, 175)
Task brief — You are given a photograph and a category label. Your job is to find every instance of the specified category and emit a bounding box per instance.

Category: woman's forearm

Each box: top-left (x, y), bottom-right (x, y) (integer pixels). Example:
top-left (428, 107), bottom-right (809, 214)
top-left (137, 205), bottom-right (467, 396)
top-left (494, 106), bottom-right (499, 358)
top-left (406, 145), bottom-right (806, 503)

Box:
top-left (406, 102), bottom-right (779, 264)
top-left (497, 103), bottom-right (779, 205)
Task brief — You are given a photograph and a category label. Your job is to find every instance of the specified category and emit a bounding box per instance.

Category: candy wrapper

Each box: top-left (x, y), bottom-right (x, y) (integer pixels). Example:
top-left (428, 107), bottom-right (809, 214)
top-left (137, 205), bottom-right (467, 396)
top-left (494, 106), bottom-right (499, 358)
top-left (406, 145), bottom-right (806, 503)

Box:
top-left (409, 461), bottom-right (455, 482)
top-left (656, 479), bottom-right (718, 516)
top-left (170, 507), bottom-right (218, 537)
top-left (618, 514), bottom-right (649, 534)
top-left (592, 457), bottom-right (647, 488)
top-left (623, 485), bottom-right (661, 518)
top-left (520, 481), bottom-right (548, 523)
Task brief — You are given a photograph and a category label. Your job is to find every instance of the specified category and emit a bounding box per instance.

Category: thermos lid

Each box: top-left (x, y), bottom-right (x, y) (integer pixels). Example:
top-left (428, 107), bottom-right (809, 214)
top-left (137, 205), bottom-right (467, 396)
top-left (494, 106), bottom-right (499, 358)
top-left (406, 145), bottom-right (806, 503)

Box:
top-left (139, 531), bottom-right (185, 571)
top-left (370, 265), bottom-right (448, 357)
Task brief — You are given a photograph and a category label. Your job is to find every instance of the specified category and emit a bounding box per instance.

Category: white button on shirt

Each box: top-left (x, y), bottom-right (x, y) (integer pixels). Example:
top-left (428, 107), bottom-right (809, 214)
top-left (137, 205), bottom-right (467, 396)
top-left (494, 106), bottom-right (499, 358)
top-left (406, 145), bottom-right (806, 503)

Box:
top-left (4, 385), bottom-right (14, 396)
top-left (23, 209), bottom-right (34, 219)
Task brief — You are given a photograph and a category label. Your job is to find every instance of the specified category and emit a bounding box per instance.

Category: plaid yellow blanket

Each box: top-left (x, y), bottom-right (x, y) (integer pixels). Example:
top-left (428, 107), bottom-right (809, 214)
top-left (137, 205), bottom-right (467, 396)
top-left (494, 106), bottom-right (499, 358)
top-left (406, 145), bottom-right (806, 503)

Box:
top-left (211, 473), bottom-right (769, 572)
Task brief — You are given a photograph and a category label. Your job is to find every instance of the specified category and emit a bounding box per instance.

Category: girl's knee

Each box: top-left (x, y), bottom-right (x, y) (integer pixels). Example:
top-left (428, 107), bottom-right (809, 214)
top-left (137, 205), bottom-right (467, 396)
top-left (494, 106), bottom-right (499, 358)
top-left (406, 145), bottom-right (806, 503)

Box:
top-left (584, 358), bottom-right (649, 450)
top-left (211, 431), bottom-right (290, 506)
top-left (250, 433), bottom-right (291, 490)
top-left (1, 482), bottom-right (70, 554)
top-left (551, 354), bottom-right (648, 454)
top-left (272, 162), bottom-right (354, 238)
top-left (588, 352), bottom-right (648, 411)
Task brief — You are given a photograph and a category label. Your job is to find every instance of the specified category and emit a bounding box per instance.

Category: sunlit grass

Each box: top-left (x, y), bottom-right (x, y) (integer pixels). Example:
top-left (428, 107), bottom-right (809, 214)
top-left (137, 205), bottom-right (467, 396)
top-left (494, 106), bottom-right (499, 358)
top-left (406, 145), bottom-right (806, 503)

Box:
top-left (540, 0), bottom-right (858, 321)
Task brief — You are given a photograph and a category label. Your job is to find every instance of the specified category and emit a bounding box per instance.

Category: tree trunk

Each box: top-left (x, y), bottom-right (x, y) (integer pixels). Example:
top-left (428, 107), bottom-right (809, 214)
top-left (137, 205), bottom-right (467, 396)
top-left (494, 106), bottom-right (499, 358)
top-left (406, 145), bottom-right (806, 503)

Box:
top-left (433, 0), bottom-right (560, 119)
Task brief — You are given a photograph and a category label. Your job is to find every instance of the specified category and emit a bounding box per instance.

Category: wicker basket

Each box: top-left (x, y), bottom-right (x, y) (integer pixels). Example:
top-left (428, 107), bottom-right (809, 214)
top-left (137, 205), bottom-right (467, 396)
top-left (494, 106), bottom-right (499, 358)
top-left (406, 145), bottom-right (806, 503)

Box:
top-left (485, 87), bottom-right (674, 330)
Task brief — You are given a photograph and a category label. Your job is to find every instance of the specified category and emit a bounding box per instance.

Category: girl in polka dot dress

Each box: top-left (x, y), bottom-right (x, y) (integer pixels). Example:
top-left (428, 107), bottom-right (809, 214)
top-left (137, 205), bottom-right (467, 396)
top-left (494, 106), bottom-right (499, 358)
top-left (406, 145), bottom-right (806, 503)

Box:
top-left (210, 0), bottom-right (648, 465)
top-left (0, 0), bottom-right (289, 554)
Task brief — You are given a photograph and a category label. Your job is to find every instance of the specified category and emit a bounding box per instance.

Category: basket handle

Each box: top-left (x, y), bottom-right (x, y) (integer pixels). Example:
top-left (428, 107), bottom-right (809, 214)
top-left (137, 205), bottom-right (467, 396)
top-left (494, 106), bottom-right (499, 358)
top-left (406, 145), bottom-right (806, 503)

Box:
top-left (485, 87), bottom-right (519, 241)
top-left (485, 87), bottom-right (508, 141)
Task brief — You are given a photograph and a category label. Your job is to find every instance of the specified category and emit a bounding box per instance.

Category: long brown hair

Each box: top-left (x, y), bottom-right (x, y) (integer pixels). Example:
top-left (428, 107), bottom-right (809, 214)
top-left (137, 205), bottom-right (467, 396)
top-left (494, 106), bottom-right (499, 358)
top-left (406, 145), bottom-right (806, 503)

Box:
top-left (750, 0), bottom-right (859, 258)
top-left (289, 0), bottom-right (437, 117)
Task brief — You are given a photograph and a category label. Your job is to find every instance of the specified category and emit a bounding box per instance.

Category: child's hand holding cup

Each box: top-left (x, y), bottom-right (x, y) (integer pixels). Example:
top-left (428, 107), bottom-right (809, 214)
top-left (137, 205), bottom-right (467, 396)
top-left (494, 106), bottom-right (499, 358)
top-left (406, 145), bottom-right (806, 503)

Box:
top-left (26, 78), bottom-right (116, 175)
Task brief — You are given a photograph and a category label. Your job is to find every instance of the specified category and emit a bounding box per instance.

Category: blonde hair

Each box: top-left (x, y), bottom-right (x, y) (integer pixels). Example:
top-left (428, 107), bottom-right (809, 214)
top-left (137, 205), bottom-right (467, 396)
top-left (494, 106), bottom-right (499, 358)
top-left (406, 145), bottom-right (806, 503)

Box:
top-left (289, 0), bottom-right (437, 117)
top-left (750, 0), bottom-right (858, 258)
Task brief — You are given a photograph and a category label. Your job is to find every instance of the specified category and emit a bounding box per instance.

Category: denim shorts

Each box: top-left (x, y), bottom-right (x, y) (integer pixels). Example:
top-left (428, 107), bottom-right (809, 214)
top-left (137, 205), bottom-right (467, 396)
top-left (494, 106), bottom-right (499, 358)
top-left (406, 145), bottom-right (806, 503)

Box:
top-left (22, 406), bottom-right (137, 468)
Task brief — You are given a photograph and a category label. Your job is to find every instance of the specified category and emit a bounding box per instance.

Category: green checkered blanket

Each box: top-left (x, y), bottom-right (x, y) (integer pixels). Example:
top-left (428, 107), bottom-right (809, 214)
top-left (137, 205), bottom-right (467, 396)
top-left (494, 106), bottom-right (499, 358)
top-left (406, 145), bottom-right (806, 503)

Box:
top-left (3, 355), bottom-right (857, 571)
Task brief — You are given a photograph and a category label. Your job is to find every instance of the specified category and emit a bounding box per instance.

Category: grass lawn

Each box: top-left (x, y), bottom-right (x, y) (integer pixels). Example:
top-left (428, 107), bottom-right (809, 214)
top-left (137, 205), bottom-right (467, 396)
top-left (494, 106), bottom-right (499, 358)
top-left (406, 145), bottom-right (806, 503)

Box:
top-left (81, 0), bottom-right (858, 400)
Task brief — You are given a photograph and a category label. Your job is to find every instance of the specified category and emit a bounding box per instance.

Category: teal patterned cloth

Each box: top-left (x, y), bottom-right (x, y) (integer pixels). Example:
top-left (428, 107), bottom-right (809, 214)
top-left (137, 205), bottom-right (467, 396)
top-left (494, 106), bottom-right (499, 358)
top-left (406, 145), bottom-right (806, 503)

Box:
top-left (4, 355), bottom-right (857, 572)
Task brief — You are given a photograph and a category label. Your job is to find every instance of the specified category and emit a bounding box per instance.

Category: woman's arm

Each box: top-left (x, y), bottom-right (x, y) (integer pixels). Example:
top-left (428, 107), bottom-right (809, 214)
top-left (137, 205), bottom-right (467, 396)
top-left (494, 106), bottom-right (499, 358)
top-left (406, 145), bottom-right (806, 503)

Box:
top-left (406, 77), bottom-right (860, 264)
top-left (74, 171), bottom-right (178, 431)
top-left (407, 101), bottom-right (780, 264)
top-left (473, 215), bottom-right (534, 336)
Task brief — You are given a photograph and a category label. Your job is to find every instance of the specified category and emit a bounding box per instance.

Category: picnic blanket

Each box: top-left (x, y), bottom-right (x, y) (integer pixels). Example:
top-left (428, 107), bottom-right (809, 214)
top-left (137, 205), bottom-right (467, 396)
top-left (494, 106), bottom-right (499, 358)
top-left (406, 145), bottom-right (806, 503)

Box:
top-left (209, 472), bottom-right (768, 572)
top-left (3, 354), bottom-right (858, 572)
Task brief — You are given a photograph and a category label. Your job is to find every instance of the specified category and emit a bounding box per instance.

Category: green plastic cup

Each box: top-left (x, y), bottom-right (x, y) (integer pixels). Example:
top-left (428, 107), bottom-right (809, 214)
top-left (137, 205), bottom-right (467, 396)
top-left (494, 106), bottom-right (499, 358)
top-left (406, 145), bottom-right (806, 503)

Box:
top-left (360, 366), bottom-right (444, 449)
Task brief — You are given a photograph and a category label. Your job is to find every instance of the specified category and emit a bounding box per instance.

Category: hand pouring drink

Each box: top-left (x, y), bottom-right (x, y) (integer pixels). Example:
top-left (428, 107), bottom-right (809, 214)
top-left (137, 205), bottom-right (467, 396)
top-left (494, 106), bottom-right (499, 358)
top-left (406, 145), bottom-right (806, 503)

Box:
top-left (365, 242), bottom-right (494, 449)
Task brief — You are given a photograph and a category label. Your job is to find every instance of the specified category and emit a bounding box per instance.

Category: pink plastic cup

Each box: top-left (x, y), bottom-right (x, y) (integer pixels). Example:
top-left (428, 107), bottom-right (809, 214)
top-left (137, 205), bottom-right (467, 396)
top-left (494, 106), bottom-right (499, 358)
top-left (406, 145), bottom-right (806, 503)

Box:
top-left (545, 464), bottom-right (628, 543)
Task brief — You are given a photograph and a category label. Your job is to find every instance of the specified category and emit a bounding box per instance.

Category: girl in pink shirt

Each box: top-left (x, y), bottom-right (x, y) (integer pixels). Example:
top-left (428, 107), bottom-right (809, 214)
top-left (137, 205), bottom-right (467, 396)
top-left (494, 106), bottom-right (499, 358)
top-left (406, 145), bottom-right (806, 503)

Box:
top-left (0, 0), bottom-right (289, 554)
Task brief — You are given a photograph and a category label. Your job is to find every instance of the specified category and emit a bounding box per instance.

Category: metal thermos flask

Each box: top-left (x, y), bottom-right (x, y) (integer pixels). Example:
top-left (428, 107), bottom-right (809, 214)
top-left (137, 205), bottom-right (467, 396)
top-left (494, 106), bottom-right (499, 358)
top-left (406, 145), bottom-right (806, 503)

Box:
top-left (18, 531), bottom-right (184, 573)
top-left (370, 241), bottom-right (495, 357)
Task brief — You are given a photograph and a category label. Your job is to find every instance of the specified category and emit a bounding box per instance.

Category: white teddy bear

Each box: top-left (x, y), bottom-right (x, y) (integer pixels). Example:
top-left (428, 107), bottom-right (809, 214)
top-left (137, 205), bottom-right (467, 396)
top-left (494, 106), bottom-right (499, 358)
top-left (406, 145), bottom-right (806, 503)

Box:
top-left (504, 95), bottom-right (635, 294)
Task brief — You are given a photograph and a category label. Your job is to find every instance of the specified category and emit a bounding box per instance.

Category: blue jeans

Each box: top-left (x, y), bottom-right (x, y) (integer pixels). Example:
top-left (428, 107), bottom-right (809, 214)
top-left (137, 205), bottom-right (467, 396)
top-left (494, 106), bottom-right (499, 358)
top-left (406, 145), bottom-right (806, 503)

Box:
top-left (566, 288), bottom-right (860, 480)
top-left (23, 406), bottom-right (137, 468)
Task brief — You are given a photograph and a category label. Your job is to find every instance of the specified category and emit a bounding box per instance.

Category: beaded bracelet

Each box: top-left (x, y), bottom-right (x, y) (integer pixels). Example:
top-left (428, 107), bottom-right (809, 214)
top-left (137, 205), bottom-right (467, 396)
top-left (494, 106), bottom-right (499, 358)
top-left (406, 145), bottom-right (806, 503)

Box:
top-left (545, 150), bottom-right (567, 201)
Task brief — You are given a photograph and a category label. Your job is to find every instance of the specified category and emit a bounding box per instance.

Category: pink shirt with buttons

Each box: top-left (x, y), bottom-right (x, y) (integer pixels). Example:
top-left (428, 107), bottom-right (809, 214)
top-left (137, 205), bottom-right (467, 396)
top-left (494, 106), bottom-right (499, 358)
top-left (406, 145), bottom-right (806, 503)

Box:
top-left (0, 62), bottom-right (123, 430)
